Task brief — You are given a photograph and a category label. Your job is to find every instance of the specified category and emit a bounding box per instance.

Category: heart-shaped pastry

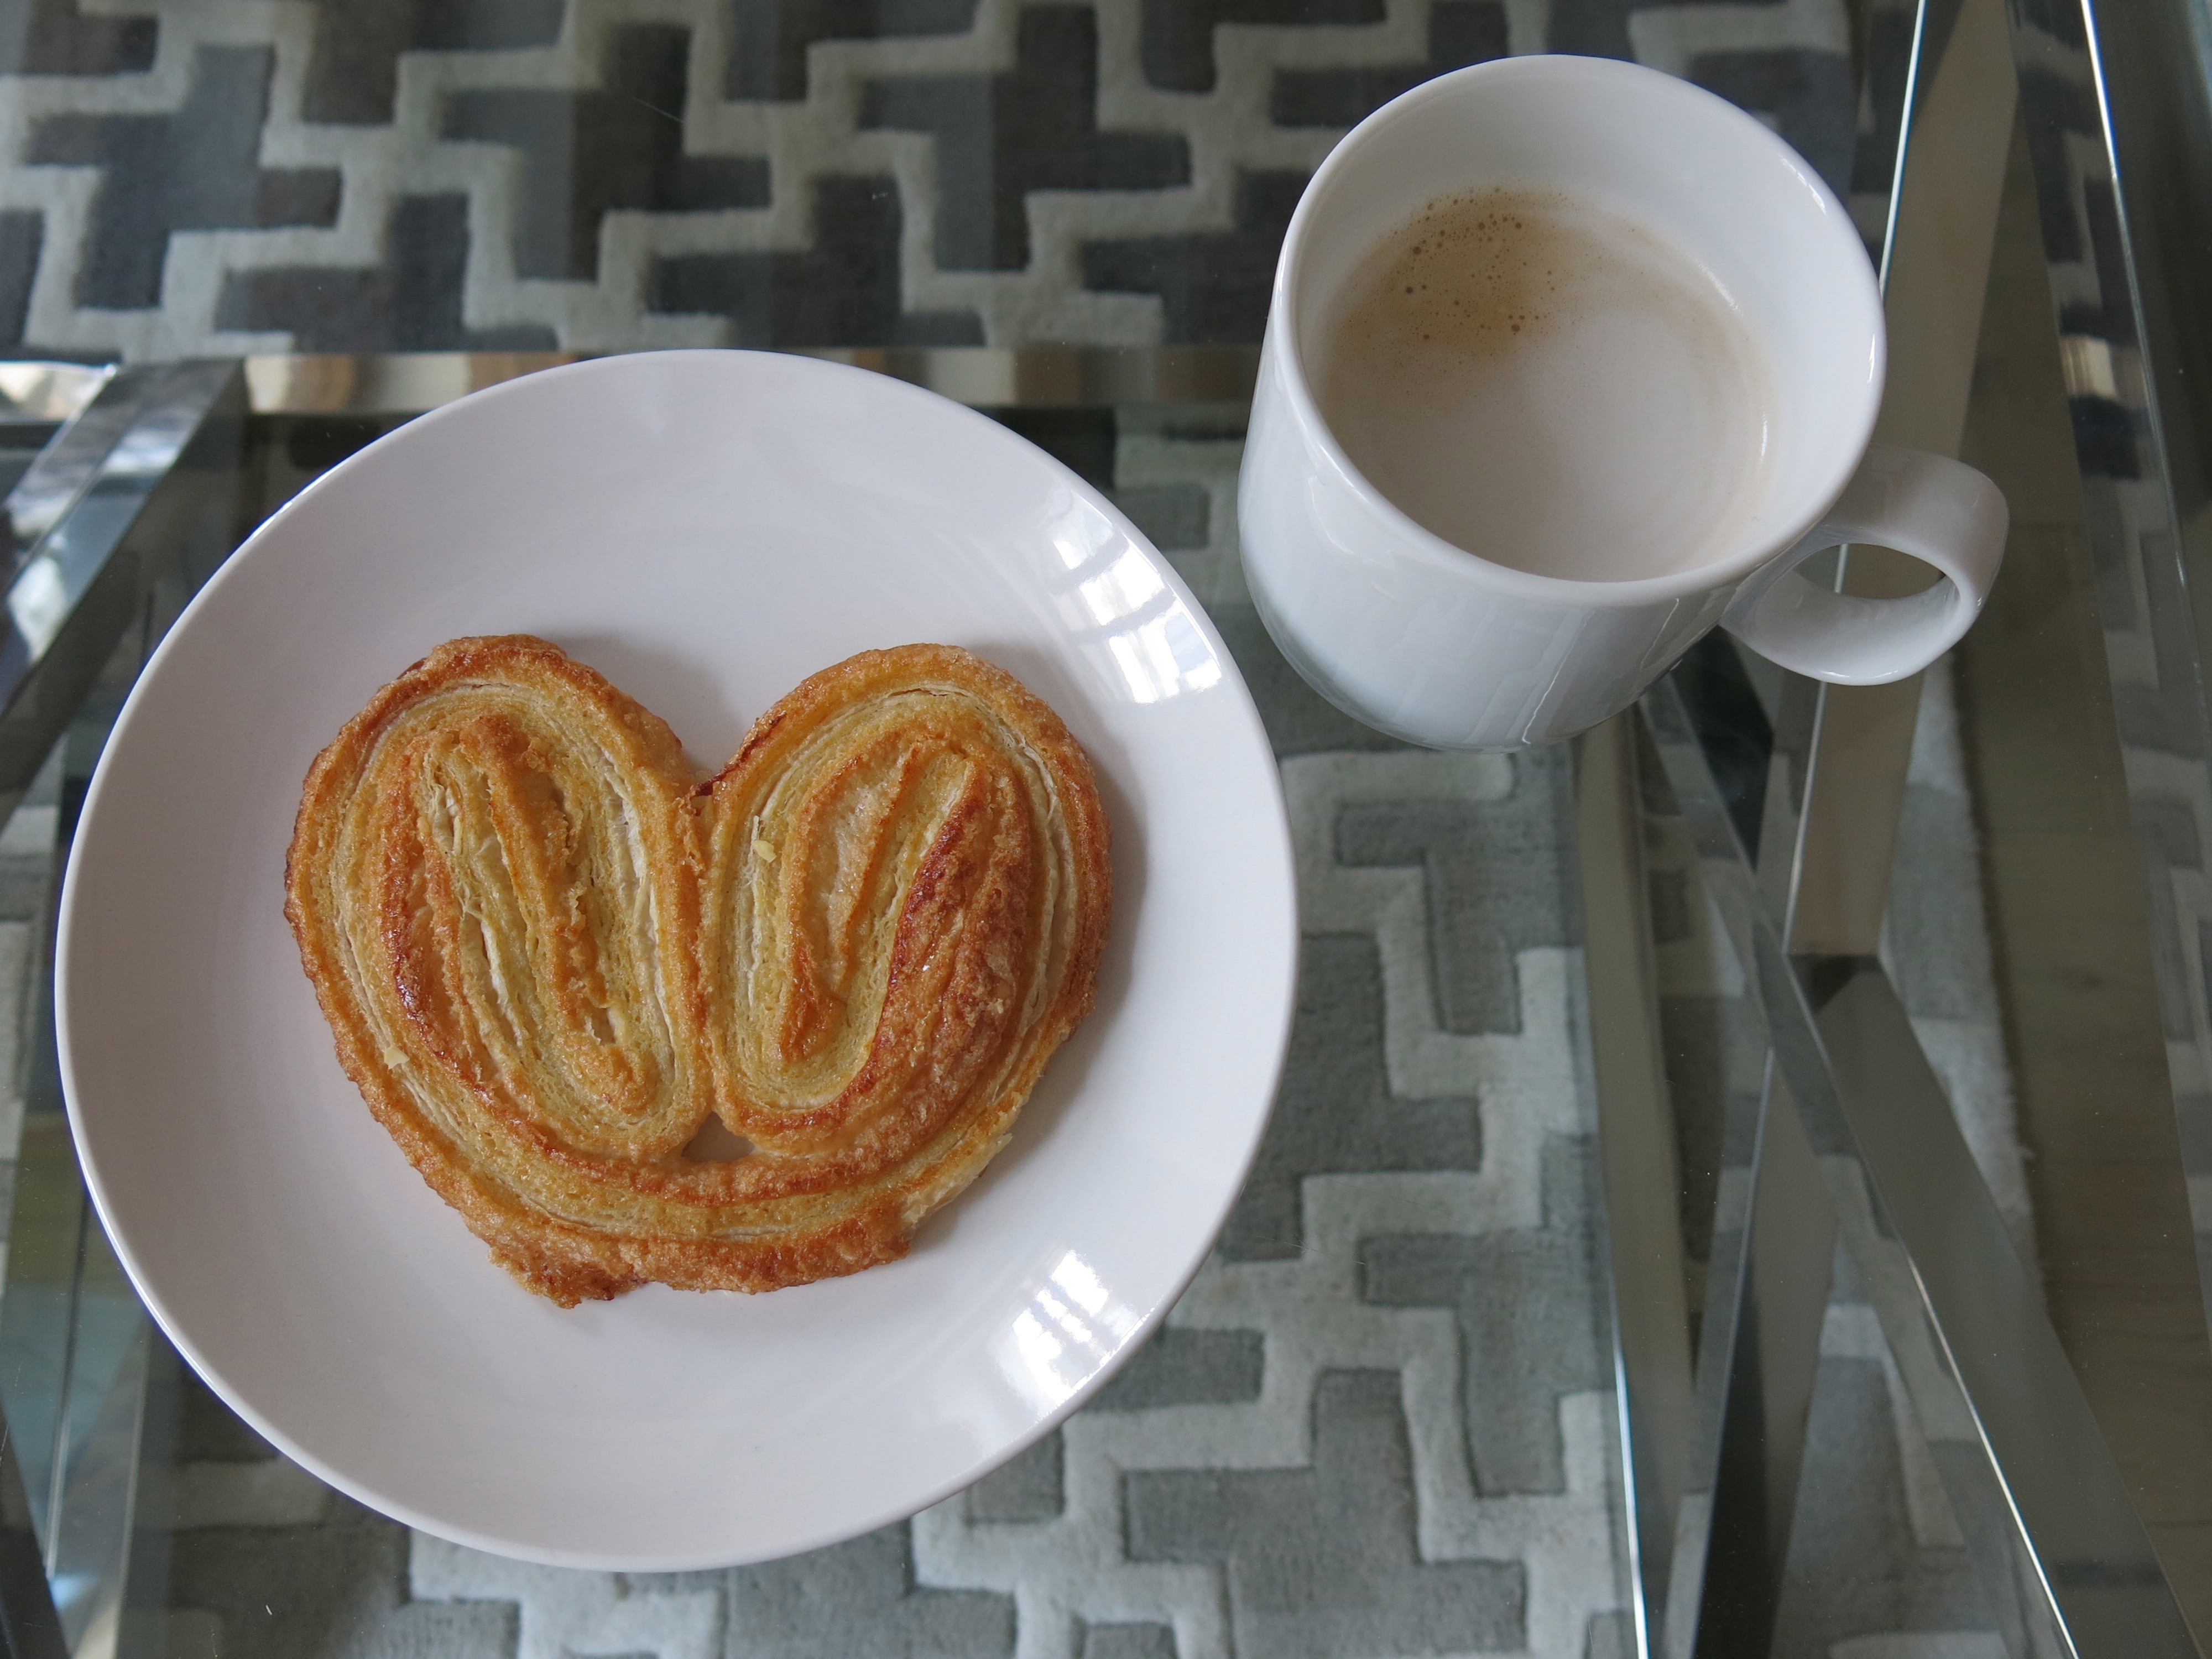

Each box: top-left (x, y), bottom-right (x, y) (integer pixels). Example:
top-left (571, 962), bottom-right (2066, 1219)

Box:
top-left (285, 637), bottom-right (1112, 1306)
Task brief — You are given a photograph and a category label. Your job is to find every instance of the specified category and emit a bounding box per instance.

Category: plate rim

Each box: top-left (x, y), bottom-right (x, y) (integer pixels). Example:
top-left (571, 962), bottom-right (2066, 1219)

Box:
top-left (51, 348), bottom-right (1301, 1569)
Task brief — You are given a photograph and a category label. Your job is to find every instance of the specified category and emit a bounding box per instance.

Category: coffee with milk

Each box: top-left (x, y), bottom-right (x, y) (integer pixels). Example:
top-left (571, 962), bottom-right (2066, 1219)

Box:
top-left (1313, 187), bottom-right (1778, 583)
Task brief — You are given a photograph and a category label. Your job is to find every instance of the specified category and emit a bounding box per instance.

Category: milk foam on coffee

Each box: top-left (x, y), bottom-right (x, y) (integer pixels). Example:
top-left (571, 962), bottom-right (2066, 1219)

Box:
top-left (1314, 187), bottom-right (1778, 582)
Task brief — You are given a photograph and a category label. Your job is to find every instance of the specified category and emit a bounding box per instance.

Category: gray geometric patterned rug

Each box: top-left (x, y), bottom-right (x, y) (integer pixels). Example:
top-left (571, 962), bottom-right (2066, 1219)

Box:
top-left (0, 0), bottom-right (1880, 361)
top-left (0, 2), bottom-right (2033, 1655)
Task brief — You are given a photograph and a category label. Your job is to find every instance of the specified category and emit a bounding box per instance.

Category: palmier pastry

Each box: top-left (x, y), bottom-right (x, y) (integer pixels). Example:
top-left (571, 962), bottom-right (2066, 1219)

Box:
top-left (285, 637), bottom-right (1111, 1305)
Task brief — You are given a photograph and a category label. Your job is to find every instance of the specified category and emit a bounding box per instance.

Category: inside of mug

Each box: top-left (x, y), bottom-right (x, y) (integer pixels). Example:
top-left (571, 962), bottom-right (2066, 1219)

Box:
top-left (1287, 56), bottom-right (1884, 580)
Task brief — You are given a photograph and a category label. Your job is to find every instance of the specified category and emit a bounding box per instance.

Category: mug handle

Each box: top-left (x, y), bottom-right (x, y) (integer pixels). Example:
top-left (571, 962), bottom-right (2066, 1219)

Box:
top-left (1721, 443), bottom-right (2007, 686)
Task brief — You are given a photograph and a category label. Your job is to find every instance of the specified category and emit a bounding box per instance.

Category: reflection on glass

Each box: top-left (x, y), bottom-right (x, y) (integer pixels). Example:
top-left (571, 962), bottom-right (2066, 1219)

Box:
top-left (997, 1249), bottom-right (1140, 1412)
top-left (0, 362), bottom-right (108, 424)
top-left (9, 556), bottom-right (66, 656)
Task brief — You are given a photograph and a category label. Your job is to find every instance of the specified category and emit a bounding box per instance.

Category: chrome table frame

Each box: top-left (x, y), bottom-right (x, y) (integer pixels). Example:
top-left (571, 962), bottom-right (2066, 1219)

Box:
top-left (1582, 0), bottom-right (2212, 1652)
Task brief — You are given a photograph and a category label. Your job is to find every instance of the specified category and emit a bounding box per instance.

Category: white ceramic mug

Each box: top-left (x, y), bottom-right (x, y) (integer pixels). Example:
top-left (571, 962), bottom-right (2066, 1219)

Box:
top-left (1238, 54), bottom-right (2007, 752)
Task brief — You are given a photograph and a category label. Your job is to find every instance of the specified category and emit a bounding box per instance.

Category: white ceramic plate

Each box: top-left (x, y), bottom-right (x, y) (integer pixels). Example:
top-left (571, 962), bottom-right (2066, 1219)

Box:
top-left (55, 351), bottom-right (1296, 1570)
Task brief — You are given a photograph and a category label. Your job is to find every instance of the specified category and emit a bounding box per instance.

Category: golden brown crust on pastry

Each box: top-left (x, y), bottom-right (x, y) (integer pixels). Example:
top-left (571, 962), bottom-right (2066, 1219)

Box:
top-left (284, 636), bottom-right (1110, 1305)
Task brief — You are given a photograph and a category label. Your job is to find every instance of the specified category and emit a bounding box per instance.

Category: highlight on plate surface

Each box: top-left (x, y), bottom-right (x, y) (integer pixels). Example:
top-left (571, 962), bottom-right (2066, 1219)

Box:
top-left (283, 635), bottom-right (1112, 1307)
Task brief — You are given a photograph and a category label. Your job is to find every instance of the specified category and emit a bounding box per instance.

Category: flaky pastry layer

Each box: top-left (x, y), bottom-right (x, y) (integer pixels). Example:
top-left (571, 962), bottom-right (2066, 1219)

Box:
top-left (284, 637), bottom-right (1111, 1305)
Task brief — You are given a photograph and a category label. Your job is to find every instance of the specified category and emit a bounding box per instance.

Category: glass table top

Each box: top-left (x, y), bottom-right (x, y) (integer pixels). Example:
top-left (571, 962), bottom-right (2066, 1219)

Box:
top-left (0, 1), bottom-right (2204, 1656)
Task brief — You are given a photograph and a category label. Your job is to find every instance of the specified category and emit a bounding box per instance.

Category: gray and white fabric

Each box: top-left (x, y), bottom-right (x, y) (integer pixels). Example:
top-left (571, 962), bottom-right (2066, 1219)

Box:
top-left (0, 0), bottom-right (1877, 361)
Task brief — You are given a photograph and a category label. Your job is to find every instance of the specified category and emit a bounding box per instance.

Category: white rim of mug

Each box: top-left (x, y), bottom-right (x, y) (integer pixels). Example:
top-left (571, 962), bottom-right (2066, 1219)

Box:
top-left (1271, 52), bottom-right (1887, 609)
